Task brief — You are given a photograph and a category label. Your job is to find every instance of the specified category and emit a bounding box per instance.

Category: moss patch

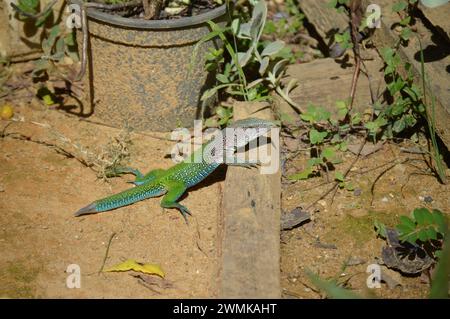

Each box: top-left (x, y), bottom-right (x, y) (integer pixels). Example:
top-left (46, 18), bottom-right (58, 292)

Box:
top-left (324, 210), bottom-right (402, 246)
top-left (0, 259), bottom-right (41, 298)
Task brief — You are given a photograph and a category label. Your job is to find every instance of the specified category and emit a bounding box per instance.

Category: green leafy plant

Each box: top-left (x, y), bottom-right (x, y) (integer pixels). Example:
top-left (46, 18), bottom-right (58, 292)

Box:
top-left (375, 207), bottom-right (447, 258)
top-left (289, 102), bottom-right (355, 185)
top-left (195, 0), bottom-right (298, 106)
top-left (392, 0), bottom-right (418, 42)
top-left (364, 47), bottom-right (423, 139)
top-left (10, 1), bottom-right (79, 105)
top-left (15, 0), bottom-right (54, 27)
top-left (263, 0), bottom-right (304, 40)
top-left (204, 104), bottom-right (233, 128)
top-left (334, 30), bottom-right (353, 51)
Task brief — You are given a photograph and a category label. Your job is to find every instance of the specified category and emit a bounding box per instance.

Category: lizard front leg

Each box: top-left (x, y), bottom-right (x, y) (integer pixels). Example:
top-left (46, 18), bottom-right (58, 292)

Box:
top-left (105, 166), bottom-right (166, 185)
top-left (224, 156), bottom-right (260, 168)
top-left (160, 180), bottom-right (191, 224)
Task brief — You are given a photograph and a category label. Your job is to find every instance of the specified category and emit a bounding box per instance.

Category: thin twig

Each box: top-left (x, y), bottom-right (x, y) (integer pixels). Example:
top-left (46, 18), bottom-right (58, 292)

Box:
top-left (348, 56), bottom-right (361, 113)
top-left (75, 1), bottom-right (142, 81)
top-left (330, 136), bottom-right (366, 205)
top-left (98, 232), bottom-right (117, 274)
top-left (1, 129), bottom-right (92, 168)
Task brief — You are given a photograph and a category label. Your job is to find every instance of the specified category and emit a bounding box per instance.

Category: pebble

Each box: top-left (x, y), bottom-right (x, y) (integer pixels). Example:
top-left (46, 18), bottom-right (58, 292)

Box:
top-left (423, 195), bottom-right (433, 203)
top-left (0, 185), bottom-right (4, 192)
top-left (317, 200), bottom-right (327, 207)
top-left (381, 196), bottom-right (389, 203)
top-left (353, 188), bottom-right (362, 196)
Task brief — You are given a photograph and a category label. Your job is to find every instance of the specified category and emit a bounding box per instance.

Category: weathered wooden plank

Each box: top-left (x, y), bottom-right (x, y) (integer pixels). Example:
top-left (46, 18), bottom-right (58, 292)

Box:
top-left (219, 102), bottom-right (281, 298)
top-left (299, 0), bottom-right (348, 41)
top-left (275, 57), bottom-right (384, 119)
top-left (419, 3), bottom-right (450, 40)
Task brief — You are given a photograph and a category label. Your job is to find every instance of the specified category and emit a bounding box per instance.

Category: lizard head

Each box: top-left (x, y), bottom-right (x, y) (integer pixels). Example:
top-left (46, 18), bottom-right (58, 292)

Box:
top-left (224, 117), bottom-right (279, 155)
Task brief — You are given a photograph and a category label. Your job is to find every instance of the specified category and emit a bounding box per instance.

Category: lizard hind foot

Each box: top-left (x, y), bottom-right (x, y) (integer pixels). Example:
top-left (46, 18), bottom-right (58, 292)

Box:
top-left (74, 203), bottom-right (97, 217)
top-left (179, 206), bottom-right (192, 225)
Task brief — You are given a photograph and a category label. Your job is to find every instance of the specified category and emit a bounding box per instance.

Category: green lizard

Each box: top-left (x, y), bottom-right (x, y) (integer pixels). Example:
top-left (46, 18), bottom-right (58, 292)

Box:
top-left (74, 118), bottom-right (276, 222)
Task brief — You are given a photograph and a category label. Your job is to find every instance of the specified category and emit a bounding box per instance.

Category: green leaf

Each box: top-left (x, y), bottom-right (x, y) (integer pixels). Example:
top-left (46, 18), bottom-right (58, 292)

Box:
top-left (412, 208), bottom-right (428, 225)
top-left (335, 100), bottom-right (348, 120)
top-left (429, 229), bottom-right (450, 298)
top-left (422, 209), bottom-right (434, 225)
top-left (392, 118), bottom-right (406, 133)
top-left (306, 271), bottom-right (362, 299)
top-left (400, 16), bottom-right (411, 26)
top-left (231, 18), bottom-right (240, 35)
top-left (400, 27), bottom-right (412, 41)
top-left (418, 229), bottom-right (428, 242)
top-left (216, 106), bottom-right (231, 118)
top-left (392, 1), bottom-right (408, 12)
top-left (307, 157), bottom-right (323, 167)
top-left (216, 73), bottom-right (229, 83)
top-left (64, 33), bottom-right (76, 47)
top-left (309, 129), bottom-right (328, 145)
top-left (289, 167), bottom-right (313, 180)
top-left (300, 104), bottom-right (331, 123)
top-left (261, 40), bottom-right (285, 57)
top-left (344, 182), bottom-right (355, 191)
top-left (425, 227), bottom-right (438, 240)
top-left (17, 0), bottom-right (39, 15)
top-left (35, 6), bottom-right (53, 27)
top-left (399, 215), bottom-right (416, 232)
top-left (204, 117), bottom-right (218, 128)
top-left (374, 220), bottom-right (387, 238)
top-left (321, 147), bottom-right (336, 160)
top-left (335, 171), bottom-right (345, 182)
top-left (351, 113), bottom-right (361, 125)
top-left (432, 209), bottom-right (447, 234)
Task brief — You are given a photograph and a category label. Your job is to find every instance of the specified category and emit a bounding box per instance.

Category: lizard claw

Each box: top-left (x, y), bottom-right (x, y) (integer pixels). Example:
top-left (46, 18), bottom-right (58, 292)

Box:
top-left (179, 206), bottom-right (192, 225)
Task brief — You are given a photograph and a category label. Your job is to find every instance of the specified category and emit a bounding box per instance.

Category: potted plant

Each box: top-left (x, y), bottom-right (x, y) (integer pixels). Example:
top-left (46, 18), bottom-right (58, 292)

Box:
top-left (69, 0), bottom-right (226, 131)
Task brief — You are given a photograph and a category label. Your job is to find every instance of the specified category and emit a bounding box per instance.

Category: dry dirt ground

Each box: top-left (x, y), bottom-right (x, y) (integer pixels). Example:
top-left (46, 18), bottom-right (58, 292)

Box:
top-left (280, 136), bottom-right (450, 298)
top-left (0, 105), bottom-right (223, 298)
top-left (1, 80), bottom-right (449, 300)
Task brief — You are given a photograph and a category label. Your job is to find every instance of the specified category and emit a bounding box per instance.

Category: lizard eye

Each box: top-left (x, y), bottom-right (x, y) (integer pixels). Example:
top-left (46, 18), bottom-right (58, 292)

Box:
top-left (210, 148), bottom-right (215, 157)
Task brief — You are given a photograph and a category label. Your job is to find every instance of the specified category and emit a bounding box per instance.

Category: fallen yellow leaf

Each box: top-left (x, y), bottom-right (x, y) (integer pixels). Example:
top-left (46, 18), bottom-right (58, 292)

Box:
top-left (0, 104), bottom-right (14, 120)
top-left (104, 259), bottom-right (165, 278)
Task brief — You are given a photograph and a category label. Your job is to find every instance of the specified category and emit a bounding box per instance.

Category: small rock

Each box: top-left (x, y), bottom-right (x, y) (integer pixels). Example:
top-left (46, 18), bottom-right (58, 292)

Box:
top-left (353, 188), bottom-right (362, 196)
top-left (281, 207), bottom-right (311, 230)
top-left (423, 195), bottom-right (433, 203)
top-left (345, 256), bottom-right (367, 266)
top-left (0, 185), bottom-right (4, 192)
top-left (381, 196), bottom-right (389, 203)
top-left (380, 265), bottom-right (403, 289)
top-left (273, 11), bottom-right (289, 20)
top-left (317, 200), bottom-right (327, 207)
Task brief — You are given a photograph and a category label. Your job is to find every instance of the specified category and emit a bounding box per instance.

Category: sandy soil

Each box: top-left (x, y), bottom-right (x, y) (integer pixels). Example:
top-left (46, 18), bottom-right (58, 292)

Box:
top-left (0, 106), bottom-right (223, 298)
top-left (280, 136), bottom-right (450, 298)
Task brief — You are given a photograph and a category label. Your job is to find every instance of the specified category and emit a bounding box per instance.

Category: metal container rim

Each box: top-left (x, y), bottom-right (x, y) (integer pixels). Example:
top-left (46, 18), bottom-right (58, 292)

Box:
top-left (70, 1), bottom-right (227, 30)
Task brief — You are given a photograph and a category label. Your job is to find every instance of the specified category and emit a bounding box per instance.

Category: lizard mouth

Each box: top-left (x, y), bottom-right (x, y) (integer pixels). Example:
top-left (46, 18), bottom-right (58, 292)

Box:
top-left (74, 203), bottom-right (97, 217)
